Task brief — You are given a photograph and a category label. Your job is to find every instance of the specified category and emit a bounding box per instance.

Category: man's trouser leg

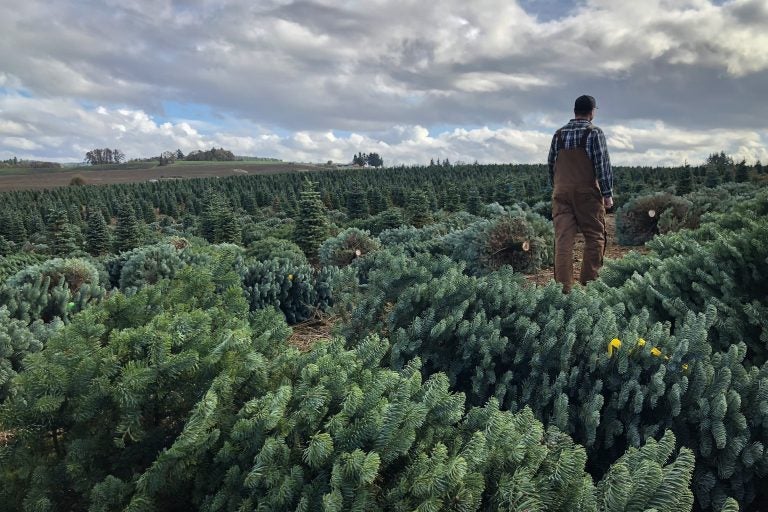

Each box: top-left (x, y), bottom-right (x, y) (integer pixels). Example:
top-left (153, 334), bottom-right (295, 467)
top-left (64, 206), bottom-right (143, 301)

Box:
top-left (553, 195), bottom-right (578, 293)
top-left (574, 189), bottom-right (606, 285)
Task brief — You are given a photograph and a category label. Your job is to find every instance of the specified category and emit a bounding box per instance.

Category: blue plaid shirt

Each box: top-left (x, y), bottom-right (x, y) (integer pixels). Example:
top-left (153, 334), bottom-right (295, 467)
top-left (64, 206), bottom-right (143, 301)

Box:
top-left (547, 119), bottom-right (613, 197)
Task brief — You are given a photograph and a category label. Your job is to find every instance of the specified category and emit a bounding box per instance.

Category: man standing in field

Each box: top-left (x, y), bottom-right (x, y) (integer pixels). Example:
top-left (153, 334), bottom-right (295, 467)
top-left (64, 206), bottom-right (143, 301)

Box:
top-left (547, 95), bottom-right (614, 293)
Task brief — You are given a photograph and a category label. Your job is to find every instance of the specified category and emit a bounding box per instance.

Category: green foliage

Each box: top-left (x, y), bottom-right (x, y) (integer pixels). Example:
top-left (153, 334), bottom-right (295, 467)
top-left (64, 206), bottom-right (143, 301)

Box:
top-left (337, 215), bottom-right (768, 509)
top-left (85, 209), bottom-right (111, 256)
top-left (3, 211), bottom-right (27, 244)
top-left (48, 209), bottom-right (80, 256)
top-left (200, 194), bottom-right (241, 244)
top-left (241, 257), bottom-right (320, 324)
top-left (318, 228), bottom-right (380, 267)
top-left (442, 184), bottom-right (462, 212)
top-left (0, 258), bottom-right (106, 323)
top-left (114, 203), bottom-right (141, 253)
top-left (599, 204), bottom-right (768, 363)
top-left (466, 188), bottom-right (482, 215)
top-left (366, 188), bottom-right (388, 215)
top-left (0, 157), bottom-right (763, 511)
top-left (118, 242), bottom-right (189, 291)
top-left (616, 193), bottom-right (698, 246)
top-left (351, 207), bottom-right (405, 235)
top-left (345, 184), bottom-right (369, 219)
top-left (185, 147), bottom-right (236, 161)
top-left (0, 268), bottom-right (269, 510)
top-left (406, 190), bottom-right (432, 228)
top-left (293, 179), bottom-right (328, 260)
top-left (0, 307), bottom-right (42, 403)
top-left (0, 301), bottom-right (697, 512)
top-left (0, 252), bottom-right (49, 283)
top-left (442, 207), bottom-right (554, 274)
top-left (377, 212), bottom-right (480, 257)
top-left (734, 159), bottom-right (749, 183)
top-left (245, 237), bottom-right (307, 265)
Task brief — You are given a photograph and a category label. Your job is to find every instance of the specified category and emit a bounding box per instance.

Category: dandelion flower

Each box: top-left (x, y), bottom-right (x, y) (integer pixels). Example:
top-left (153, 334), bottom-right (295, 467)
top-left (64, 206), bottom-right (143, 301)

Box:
top-left (651, 347), bottom-right (662, 357)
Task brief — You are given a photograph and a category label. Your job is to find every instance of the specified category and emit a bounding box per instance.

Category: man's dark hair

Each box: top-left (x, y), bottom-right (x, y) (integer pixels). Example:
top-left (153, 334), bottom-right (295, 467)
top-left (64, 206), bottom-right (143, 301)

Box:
top-left (574, 95), bottom-right (597, 116)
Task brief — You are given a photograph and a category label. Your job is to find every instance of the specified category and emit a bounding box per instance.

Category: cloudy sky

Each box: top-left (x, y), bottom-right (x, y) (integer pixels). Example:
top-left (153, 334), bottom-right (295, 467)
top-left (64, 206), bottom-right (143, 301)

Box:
top-left (1, 0), bottom-right (767, 166)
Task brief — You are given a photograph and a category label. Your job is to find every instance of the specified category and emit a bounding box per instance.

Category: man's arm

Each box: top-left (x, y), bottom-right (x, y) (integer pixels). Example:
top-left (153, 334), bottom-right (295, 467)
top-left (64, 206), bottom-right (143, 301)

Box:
top-left (590, 129), bottom-right (613, 202)
top-left (547, 133), bottom-right (558, 188)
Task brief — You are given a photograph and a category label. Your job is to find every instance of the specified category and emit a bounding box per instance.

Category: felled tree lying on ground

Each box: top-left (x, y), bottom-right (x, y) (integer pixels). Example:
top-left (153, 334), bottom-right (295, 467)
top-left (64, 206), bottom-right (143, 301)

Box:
top-left (318, 227), bottom-right (380, 267)
top-left (336, 204), bottom-right (768, 510)
top-left (0, 258), bottom-right (106, 324)
top-left (441, 207), bottom-right (554, 274)
top-left (616, 192), bottom-right (700, 246)
top-left (598, 200), bottom-right (768, 364)
top-left (0, 269), bottom-right (698, 511)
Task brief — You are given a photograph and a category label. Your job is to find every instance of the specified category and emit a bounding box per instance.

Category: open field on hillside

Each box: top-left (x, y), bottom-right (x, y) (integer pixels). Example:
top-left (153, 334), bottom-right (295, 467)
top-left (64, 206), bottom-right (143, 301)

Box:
top-left (0, 161), bottom-right (329, 191)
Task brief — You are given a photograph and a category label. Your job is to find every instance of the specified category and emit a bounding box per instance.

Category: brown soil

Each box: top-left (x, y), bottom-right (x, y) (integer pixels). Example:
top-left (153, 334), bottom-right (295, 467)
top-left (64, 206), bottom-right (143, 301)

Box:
top-left (288, 313), bottom-right (336, 352)
top-left (525, 213), bottom-right (648, 287)
top-left (0, 162), bottom-right (329, 192)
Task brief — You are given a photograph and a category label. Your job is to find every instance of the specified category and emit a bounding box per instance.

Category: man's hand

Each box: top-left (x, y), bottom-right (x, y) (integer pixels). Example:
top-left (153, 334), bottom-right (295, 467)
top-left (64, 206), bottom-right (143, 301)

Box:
top-left (603, 196), bottom-right (615, 213)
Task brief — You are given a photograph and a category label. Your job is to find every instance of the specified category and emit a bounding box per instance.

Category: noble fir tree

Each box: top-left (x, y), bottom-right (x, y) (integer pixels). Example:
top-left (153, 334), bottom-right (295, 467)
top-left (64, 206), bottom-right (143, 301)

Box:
top-left (115, 202), bottom-right (141, 252)
top-left (367, 188), bottom-right (388, 215)
top-left (49, 208), bottom-right (79, 256)
top-left (406, 190), bottom-right (431, 228)
top-left (86, 208), bottom-right (111, 256)
top-left (200, 194), bottom-right (240, 244)
top-left (734, 158), bottom-right (749, 183)
top-left (704, 164), bottom-right (720, 188)
top-left (443, 184), bottom-right (461, 212)
top-left (677, 167), bottom-right (693, 195)
top-left (466, 188), bottom-right (482, 215)
top-left (346, 184), bottom-right (369, 219)
top-left (140, 200), bottom-right (156, 223)
top-left (200, 196), bottom-right (222, 242)
top-left (5, 212), bottom-right (27, 244)
top-left (294, 179), bottom-right (328, 259)
top-left (218, 207), bottom-right (240, 244)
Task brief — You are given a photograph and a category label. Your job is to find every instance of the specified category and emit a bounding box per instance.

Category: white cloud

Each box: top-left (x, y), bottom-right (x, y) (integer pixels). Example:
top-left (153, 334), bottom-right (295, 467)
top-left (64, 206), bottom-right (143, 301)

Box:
top-left (0, 0), bottom-right (766, 164)
top-left (1, 98), bottom-right (765, 167)
top-left (2, 137), bottom-right (42, 151)
top-left (454, 73), bottom-right (550, 92)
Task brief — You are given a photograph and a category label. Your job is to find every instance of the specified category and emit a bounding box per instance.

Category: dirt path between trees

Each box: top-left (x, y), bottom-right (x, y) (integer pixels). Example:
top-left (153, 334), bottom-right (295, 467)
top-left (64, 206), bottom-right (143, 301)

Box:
top-left (525, 213), bottom-right (648, 287)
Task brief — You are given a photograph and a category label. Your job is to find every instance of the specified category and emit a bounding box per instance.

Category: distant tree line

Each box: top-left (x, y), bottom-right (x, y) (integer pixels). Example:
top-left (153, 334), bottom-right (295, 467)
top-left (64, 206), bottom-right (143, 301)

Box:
top-left (84, 148), bottom-right (126, 165)
top-left (84, 147), bottom-right (245, 167)
top-left (352, 152), bottom-right (384, 167)
top-left (185, 147), bottom-right (235, 161)
top-left (0, 157), bottom-right (61, 169)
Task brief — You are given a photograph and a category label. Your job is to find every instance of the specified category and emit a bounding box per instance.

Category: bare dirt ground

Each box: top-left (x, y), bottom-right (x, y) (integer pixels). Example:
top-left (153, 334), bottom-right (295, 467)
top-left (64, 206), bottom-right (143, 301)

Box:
top-left (0, 162), bottom-right (329, 192)
top-left (525, 213), bottom-right (649, 287)
top-left (288, 314), bottom-right (337, 351)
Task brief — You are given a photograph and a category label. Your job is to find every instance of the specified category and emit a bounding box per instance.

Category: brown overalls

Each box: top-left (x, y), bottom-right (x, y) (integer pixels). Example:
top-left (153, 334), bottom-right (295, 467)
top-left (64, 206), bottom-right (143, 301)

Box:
top-left (552, 128), bottom-right (606, 293)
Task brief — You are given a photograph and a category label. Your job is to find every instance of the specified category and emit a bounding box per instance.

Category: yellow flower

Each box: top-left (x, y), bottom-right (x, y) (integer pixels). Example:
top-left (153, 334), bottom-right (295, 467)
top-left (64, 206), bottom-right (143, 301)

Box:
top-left (288, 274), bottom-right (294, 281)
top-left (650, 347), bottom-right (662, 357)
top-left (682, 364), bottom-right (689, 371)
top-left (637, 338), bottom-right (646, 347)
top-left (608, 338), bottom-right (622, 356)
